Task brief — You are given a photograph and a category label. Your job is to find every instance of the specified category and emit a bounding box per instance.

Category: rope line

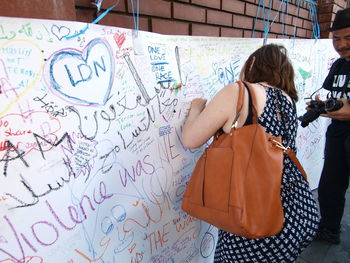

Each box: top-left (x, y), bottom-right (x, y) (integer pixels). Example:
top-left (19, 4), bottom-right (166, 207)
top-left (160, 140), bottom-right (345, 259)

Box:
top-left (252, 0), bottom-right (320, 40)
top-left (130, 0), bottom-right (140, 36)
top-left (65, 0), bottom-right (121, 40)
top-left (68, 0), bottom-right (320, 41)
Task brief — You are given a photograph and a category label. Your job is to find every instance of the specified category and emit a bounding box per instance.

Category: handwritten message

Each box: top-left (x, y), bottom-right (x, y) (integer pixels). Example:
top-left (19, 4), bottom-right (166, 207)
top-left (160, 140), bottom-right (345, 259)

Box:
top-left (0, 17), bottom-right (337, 262)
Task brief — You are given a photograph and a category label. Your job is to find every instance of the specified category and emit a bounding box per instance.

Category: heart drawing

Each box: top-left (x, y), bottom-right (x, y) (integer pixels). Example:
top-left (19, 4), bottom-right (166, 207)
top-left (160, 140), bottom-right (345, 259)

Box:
top-left (114, 32), bottom-right (126, 49)
top-left (48, 38), bottom-right (114, 105)
top-left (51, 25), bottom-right (71, 41)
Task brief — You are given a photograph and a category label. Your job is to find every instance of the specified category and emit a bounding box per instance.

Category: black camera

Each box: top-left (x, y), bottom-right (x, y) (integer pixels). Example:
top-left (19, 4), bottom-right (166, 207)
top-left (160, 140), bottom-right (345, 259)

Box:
top-left (298, 98), bottom-right (343, 127)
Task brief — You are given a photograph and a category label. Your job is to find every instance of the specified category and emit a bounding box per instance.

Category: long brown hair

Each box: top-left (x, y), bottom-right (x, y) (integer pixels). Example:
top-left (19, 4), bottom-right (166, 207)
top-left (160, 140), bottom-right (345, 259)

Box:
top-left (240, 44), bottom-right (298, 101)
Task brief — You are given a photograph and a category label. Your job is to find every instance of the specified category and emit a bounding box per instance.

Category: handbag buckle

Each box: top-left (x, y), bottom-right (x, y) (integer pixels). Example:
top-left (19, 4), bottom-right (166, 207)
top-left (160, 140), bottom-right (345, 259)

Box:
top-left (270, 139), bottom-right (289, 153)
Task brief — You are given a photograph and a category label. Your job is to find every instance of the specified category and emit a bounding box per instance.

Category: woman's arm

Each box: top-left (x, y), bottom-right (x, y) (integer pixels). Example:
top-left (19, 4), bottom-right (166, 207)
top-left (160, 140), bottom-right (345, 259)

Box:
top-left (182, 82), bottom-right (241, 148)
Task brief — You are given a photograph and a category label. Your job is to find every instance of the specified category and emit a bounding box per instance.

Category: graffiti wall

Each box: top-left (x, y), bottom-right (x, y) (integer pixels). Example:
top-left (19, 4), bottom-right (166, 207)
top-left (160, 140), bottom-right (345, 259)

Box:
top-left (0, 16), bottom-right (338, 262)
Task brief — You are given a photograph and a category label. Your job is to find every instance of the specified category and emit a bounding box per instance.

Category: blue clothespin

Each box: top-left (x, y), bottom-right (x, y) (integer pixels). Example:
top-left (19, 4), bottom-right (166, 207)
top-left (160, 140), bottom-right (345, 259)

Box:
top-left (91, 0), bottom-right (103, 12)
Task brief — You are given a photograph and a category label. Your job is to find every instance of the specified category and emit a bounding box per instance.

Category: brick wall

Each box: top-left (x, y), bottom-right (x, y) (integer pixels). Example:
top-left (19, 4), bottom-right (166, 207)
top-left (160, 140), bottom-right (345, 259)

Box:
top-left (0, 0), bottom-right (349, 39)
top-left (0, 0), bottom-right (76, 21)
top-left (75, 0), bottom-right (317, 38)
top-left (318, 0), bottom-right (349, 38)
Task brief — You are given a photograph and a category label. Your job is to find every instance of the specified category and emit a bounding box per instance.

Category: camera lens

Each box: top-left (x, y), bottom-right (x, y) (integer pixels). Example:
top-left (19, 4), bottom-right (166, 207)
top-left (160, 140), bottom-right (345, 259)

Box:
top-left (299, 109), bottom-right (322, 127)
top-left (325, 99), bottom-right (343, 112)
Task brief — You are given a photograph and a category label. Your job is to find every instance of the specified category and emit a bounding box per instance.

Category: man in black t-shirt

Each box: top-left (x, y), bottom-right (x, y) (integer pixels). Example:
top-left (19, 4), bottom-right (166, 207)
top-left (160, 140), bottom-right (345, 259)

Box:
top-left (315, 7), bottom-right (350, 244)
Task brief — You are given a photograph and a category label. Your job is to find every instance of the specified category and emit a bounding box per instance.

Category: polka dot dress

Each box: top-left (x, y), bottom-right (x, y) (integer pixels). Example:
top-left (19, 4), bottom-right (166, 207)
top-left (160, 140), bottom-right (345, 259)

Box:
top-left (214, 86), bottom-right (320, 263)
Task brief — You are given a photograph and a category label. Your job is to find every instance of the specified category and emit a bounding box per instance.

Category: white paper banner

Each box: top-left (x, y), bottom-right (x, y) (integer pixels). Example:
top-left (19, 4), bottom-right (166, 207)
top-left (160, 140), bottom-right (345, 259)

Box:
top-left (0, 16), bottom-right (338, 263)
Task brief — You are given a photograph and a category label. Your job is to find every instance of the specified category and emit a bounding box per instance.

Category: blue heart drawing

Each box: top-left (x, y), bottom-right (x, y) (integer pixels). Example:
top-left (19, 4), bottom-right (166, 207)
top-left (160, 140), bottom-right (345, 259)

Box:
top-left (49, 38), bottom-right (114, 105)
top-left (51, 25), bottom-right (71, 41)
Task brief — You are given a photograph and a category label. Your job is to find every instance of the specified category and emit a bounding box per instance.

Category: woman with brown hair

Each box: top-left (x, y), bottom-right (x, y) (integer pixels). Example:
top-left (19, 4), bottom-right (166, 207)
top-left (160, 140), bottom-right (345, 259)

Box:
top-left (182, 44), bottom-right (319, 262)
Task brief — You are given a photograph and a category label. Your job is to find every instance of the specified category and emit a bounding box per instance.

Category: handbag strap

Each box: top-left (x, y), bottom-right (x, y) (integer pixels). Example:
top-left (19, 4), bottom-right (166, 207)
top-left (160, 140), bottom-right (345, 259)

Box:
top-left (242, 81), bottom-right (259, 123)
top-left (240, 81), bottom-right (308, 182)
top-left (231, 81), bottom-right (246, 126)
top-left (285, 149), bottom-right (307, 181)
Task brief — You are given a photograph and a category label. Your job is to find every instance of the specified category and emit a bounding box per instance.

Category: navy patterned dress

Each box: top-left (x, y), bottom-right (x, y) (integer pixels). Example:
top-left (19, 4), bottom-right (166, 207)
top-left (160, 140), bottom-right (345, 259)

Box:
top-left (214, 85), bottom-right (320, 263)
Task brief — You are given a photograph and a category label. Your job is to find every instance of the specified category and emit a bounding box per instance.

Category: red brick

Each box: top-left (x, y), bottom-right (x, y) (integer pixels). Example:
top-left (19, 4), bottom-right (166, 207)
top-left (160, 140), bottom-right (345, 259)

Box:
top-left (267, 9), bottom-right (279, 23)
top-left (280, 14), bottom-right (293, 25)
top-left (93, 12), bottom-right (149, 31)
top-left (270, 22), bottom-right (282, 34)
top-left (253, 19), bottom-right (265, 31)
top-left (0, 0), bottom-right (76, 20)
top-left (279, 24), bottom-right (288, 36)
top-left (192, 0), bottom-right (220, 9)
top-left (102, 0), bottom-right (127, 12)
top-left (319, 21), bottom-right (332, 32)
top-left (207, 10), bottom-right (232, 26)
top-left (243, 30), bottom-right (250, 38)
top-left (267, 32), bottom-right (278, 38)
top-left (303, 20), bottom-right (314, 30)
top-left (75, 0), bottom-right (91, 7)
top-left (75, 0), bottom-right (126, 12)
top-left (151, 18), bottom-right (189, 35)
top-left (272, 0), bottom-right (283, 11)
top-left (292, 17), bottom-right (303, 28)
top-left (222, 0), bottom-right (245, 14)
top-left (296, 27), bottom-right (307, 38)
top-left (233, 14), bottom-right (253, 29)
top-left (286, 4), bottom-right (298, 16)
top-left (254, 19), bottom-right (290, 36)
top-left (284, 25), bottom-right (296, 36)
top-left (221, 27), bottom-right (243, 37)
top-left (76, 8), bottom-right (95, 23)
top-left (246, 3), bottom-right (279, 24)
top-left (245, 3), bottom-right (259, 17)
top-left (127, 0), bottom-right (171, 18)
top-left (318, 13), bottom-right (333, 23)
top-left (299, 8), bottom-right (309, 19)
top-left (277, 34), bottom-right (288, 39)
top-left (318, 5), bottom-right (334, 14)
top-left (320, 30), bottom-right (331, 39)
top-left (191, 23), bottom-right (220, 36)
top-left (173, 2), bottom-right (206, 22)
top-left (305, 29), bottom-right (313, 38)
top-left (244, 30), bottom-right (262, 38)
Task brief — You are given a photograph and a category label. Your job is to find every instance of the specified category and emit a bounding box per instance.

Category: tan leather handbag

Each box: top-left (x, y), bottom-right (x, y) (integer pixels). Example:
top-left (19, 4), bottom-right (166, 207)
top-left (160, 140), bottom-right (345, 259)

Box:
top-left (181, 81), bottom-right (307, 239)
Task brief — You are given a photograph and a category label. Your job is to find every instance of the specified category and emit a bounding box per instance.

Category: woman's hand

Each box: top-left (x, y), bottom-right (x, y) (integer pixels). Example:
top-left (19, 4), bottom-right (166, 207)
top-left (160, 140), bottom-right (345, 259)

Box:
top-left (182, 83), bottom-right (239, 149)
top-left (184, 98), bottom-right (207, 118)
